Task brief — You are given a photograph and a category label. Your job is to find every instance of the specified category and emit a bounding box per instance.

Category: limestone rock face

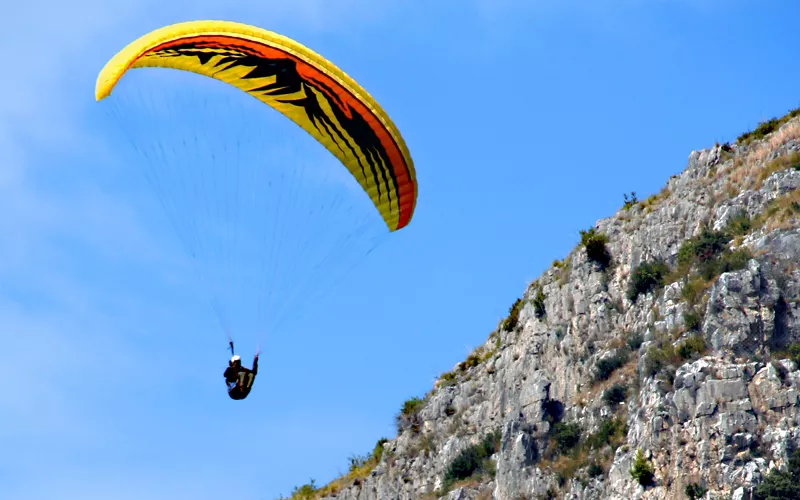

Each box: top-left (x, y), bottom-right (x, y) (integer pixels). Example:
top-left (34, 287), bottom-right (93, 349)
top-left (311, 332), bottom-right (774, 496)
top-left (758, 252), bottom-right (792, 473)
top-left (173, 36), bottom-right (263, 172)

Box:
top-left (313, 120), bottom-right (800, 499)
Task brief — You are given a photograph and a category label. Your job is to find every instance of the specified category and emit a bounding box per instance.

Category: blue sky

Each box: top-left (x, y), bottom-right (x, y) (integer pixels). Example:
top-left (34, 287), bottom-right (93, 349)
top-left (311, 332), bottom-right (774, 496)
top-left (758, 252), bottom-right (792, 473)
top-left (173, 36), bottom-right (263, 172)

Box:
top-left (2, 1), bottom-right (800, 498)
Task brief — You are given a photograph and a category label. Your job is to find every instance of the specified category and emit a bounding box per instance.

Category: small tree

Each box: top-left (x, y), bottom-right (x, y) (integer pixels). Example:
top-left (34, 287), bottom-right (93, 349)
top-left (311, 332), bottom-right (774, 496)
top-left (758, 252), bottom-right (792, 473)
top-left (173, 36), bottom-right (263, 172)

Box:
top-left (579, 227), bottom-right (612, 270)
top-left (623, 191), bottom-right (638, 209)
top-left (629, 449), bottom-right (654, 486)
top-left (442, 431), bottom-right (501, 491)
top-left (753, 448), bottom-right (800, 500)
top-left (627, 258), bottom-right (670, 303)
top-left (396, 397), bottom-right (425, 434)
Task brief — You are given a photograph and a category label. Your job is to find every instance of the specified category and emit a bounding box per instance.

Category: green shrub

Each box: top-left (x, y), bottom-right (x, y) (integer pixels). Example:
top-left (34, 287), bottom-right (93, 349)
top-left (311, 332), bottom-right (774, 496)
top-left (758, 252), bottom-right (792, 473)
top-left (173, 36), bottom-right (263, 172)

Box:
top-left (719, 248), bottom-right (753, 273)
top-left (677, 226), bottom-right (737, 282)
top-left (501, 298), bottom-right (523, 332)
top-left (692, 226), bottom-right (732, 264)
top-left (643, 343), bottom-right (676, 377)
top-left (643, 338), bottom-right (698, 381)
top-left (695, 246), bottom-right (752, 281)
top-left (629, 449), bottom-right (655, 486)
top-left (683, 308), bottom-right (702, 332)
top-left (697, 261), bottom-right (719, 281)
top-left (685, 482), bottom-right (707, 499)
top-left (439, 371), bottom-right (458, 387)
top-left (400, 397), bottom-right (424, 416)
top-left (552, 422), bottom-right (582, 454)
top-left (681, 276), bottom-right (708, 306)
top-left (627, 258), bottom-right (670, 303)
top-left (288, 479), bottom-right (318, 499)
top-left (603, 383), bottom-right (628, 406)
top-left (587, 462), bottom-right (604, 478)
top-left (372, 438), bottom-right (388, 461)
top-left (532, 288), bottom-right (546, 319)
top-left (459, 352), bottom-right (482, 371)
top-left (594, 352), bottom-right (627, 381)
top-left (626, 331), bottom-right (644, 351)
top-left (726, 211), bottom-right (753, 237)
top-left (541, 418), bottom-right (628, 483)
top-left (678, 335), bottom-right (706, 360)
top-left (753, 448), bottom-right (800, 500)
top-left (442, 431), bottom-right (501, 490)
top-left (580, 228), bottom-right (612, 270)
top-left (677, 240), bottom-right (696, 268)
top-left (585, 417), bottom-right (627, 451)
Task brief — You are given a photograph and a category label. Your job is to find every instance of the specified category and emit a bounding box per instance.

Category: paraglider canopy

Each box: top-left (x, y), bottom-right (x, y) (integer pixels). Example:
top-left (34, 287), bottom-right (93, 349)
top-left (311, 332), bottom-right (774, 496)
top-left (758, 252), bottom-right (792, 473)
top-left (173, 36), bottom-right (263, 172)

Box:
top-left (95, 20), bottom-right (417, 231)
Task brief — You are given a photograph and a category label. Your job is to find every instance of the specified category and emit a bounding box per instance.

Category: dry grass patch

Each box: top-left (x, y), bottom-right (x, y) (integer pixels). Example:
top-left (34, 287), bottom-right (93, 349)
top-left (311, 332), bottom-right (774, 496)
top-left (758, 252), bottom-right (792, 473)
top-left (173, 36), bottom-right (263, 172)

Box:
top-left (445, 477), bottom-right (482, 491)
top-left (681, 274), bottom-right (714, 307)
top-left (539, 416), bottom-right (628, 488)
top-left (755, 150), bottom-right (800, 189)
top-left (575, 357), bottom-right (638, 407)
top-left (545, 448), bottom-right (590, 480)
top-left (754, 189), bottom-right (800, 233)
top-left (638, 188), bottom-right (671, 213)
top-left (725, 117), bottom-right (800, 194)
top-left (606, 336), bottom-right (627, 351)
top-left (557, 256), bottom-right (573, 287)
top-left (294, 439), bottom-right (391, 499)
top-left (475, 488), bottom-right (494, 500)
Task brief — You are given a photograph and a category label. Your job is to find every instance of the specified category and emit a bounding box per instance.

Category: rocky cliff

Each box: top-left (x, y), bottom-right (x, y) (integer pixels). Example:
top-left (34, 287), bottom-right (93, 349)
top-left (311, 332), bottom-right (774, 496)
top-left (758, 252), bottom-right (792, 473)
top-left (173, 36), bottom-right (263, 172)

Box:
top-left (283, 110), bottom-right (800, 500)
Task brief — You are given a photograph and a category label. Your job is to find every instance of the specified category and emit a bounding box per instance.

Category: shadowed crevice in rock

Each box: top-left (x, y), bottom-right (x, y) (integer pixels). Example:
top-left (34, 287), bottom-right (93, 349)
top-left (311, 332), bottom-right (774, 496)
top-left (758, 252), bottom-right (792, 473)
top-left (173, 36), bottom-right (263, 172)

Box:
top-left (771, 296), bottom-right (789, 349)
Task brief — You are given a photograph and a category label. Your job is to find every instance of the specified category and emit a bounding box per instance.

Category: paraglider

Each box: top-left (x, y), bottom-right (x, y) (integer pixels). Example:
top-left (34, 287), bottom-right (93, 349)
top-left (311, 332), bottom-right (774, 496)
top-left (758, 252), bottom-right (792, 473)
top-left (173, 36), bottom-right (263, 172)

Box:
top-left (224, 342), bottom-right (259, 400)
top-left (95, 20), bottom-right (418, 400)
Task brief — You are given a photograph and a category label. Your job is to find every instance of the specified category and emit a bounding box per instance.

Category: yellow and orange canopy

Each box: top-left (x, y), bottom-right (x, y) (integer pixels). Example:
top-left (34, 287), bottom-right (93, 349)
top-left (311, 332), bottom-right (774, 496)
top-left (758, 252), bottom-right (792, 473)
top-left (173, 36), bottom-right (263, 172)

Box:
top-left (96, 20), bottom-right (417, 231)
